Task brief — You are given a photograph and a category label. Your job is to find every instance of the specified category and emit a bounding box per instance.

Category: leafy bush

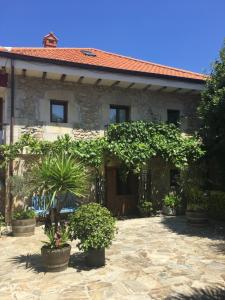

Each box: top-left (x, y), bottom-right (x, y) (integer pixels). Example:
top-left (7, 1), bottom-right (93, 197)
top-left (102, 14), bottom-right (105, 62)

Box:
top-left (42, 225), bottom-right (69, 249)
top-left (208, 191), bottom-right (225, 221)
top-left (163, 192), bottom-right (181, 208)
top-left (13, 208), bottom-right (36, 220)
top-left (138, 201), bottom-right (153, 216)
top-left (68, 203), bottom-right (117, 252)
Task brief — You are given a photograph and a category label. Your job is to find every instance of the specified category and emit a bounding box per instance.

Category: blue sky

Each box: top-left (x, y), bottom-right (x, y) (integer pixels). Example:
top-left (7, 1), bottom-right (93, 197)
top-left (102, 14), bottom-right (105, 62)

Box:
top-left (0, 0), bottom-right (224, 74)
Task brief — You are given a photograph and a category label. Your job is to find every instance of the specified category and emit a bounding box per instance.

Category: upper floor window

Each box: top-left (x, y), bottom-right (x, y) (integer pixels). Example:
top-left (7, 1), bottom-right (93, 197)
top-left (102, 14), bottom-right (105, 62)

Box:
top-left (50, 100), bottom-right (68, 123)
top-left (110, 105), bottom-right (129, 124)
top-left (167, 109), bottom-right (180, 126)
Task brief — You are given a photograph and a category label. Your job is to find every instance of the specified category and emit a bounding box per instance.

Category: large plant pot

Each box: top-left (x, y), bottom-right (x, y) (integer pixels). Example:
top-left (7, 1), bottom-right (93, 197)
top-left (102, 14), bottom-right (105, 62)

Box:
top-left (139, 209), bottom-right (151, 218)
top-left (86, 248), bottom-right (105, 268)
top-left (162, 205), bottom-right (176, 216)
top-left (12, 218), bottom-right (36, 237)
top-left (41, 244), bottom-right (71, 272)
top-left (186, 210), bottom-right (208, 226)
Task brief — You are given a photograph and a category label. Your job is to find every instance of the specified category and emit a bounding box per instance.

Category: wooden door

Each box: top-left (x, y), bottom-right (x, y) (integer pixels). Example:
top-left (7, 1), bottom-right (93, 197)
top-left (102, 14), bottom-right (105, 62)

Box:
top-left (106, 167), bottom-right (138, 216)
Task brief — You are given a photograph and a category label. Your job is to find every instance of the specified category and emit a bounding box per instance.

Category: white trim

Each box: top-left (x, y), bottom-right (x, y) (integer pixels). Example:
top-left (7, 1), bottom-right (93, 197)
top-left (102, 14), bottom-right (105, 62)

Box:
top-left (0, 57), bottom-right (205, 91)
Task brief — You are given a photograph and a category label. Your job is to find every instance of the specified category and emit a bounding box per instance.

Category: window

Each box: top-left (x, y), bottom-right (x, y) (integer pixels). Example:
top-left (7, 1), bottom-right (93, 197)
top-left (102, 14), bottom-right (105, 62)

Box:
top-left (50, 100), bottom-right (68, 123)
top-left (110, 105), bottom-right (129, 124)
top-left (167, 109), bottom-right (180, 126)
top-left (116, 169), bottom-right (132, 195)
top-left (80, 50), bottom-right (96, 57)
top-left (170, 169), bottom-right (180, 188)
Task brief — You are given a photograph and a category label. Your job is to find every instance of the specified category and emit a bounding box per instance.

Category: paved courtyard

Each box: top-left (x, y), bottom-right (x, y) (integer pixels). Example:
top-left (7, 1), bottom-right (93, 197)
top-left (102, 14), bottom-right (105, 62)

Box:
top-left (1, 216), bottom-right (225, 300)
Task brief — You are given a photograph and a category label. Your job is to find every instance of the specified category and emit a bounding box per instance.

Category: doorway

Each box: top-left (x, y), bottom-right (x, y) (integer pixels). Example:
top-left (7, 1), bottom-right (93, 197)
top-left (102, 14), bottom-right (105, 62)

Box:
top-left (105, 167), bottom-right (139, 216)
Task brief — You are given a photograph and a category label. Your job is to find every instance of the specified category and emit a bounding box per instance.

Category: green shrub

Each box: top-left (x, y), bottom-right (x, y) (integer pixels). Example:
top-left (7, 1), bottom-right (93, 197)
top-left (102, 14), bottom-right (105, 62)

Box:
top-left (13, 208), bottom-right (36, 220)
top-left (163, 192), bottom-right (181, 208)
top-left (208, 191), bottom-right (225, 221)
top-left (68, 203), bottom-right (117, 252)
top-left (138, 200), bottom-right (153, 216)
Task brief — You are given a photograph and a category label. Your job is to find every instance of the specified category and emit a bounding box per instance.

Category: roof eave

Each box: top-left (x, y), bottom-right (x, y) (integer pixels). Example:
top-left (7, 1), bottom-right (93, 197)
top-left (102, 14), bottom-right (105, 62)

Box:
top-left (0, 50), bottom-right (206, 84)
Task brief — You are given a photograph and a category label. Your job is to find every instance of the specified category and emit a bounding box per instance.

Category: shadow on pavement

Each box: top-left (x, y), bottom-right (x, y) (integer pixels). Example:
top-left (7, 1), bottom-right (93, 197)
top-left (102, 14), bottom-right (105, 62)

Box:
top-left (165, 286), bottom-right (225, 300)
top-left (10, 253), bottom-right (45, 273)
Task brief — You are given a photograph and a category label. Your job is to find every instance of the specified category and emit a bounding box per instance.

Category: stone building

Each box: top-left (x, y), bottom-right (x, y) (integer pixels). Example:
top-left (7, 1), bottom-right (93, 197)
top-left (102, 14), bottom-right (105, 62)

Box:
top-left (0, 33), bottom-right (206, 217)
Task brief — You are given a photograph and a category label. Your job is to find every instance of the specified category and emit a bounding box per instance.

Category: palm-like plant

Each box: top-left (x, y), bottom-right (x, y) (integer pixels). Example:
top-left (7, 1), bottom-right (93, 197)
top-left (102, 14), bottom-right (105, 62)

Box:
top-left (29, 153), bottom-right (90, 228)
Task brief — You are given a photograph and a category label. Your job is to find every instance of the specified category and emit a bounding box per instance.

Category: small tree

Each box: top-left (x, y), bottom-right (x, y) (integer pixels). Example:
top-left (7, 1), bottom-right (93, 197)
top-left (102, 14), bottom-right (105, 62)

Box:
top-left (198, 41), bottom-right (225, 187)
top-left (28, 153), bottom-right (90, 229)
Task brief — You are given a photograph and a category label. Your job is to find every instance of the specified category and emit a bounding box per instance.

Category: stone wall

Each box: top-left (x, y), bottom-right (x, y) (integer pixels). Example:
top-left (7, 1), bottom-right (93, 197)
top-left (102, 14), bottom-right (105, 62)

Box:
top-left (8, 75), bottom-right (201, 142)
top-left (3, 75), bottom-right (201, 215)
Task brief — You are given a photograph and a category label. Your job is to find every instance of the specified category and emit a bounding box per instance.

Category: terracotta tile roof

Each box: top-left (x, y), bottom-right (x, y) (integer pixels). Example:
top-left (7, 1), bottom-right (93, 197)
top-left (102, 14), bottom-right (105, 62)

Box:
top-left (0, 47), bottom-right (206, 81)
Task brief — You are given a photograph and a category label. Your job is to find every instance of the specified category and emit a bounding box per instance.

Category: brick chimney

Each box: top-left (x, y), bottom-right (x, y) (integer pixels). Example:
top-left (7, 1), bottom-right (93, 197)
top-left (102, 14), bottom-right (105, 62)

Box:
top-left (43, 32), bottom-right (58, 48)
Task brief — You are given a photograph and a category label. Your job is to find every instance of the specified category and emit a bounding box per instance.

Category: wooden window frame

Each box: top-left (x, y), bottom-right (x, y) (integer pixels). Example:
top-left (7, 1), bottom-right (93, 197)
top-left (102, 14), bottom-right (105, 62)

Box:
top-left (110, 105), bottom-right (130, 123)
top-left (50, 100), bottom-right (68, 123)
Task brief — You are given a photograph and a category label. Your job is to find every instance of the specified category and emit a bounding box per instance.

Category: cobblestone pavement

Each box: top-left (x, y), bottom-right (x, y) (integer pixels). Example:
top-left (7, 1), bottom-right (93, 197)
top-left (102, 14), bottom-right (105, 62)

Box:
top-left (1, 216), bottom-right (225, 300)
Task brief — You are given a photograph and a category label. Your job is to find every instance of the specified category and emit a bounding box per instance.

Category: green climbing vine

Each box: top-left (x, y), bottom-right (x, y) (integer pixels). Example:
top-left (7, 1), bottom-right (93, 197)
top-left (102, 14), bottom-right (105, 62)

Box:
top-left (0, 121), bottom-right (204, 173)
top-left (106, 122), bottom-right (204, 172)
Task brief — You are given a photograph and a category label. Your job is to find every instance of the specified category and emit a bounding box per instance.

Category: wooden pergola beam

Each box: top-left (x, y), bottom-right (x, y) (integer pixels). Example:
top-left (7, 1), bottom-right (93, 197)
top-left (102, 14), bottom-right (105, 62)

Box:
top-left (185, 89), bottom-right (195, 95)
top-left (77, 76), bottom-right (84, 84)
top-left (172, 88), bottom-right (182, 93)
top-left (94, 78), bottom-right (102, 86)
top-left (60, 74), bottom-right (66, 82)
top-left (42, 72), bottom-right (47, 80)
top-left (111, 80), bottom-right (120, 87)
top-left (126, 82), bottom-right (135, 89)
top-left (22, 69), bottom-right (26, 78)
top-left (143, 84), bottom-right (152, 91)
top-left (157, 86), bottom-right (167, 92)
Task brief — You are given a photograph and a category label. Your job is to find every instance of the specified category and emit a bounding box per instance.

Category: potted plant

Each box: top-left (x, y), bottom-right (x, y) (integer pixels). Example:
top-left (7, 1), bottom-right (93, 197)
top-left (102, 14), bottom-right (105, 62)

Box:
top-left (138, 200), bottom-right (153, 217)
top-left (162, 192), bottom-right (181, 216)
top-left (28, 153), bottom-right (89, 230)
top-left (68, 203), bottom-right (117, 268)
top-left (185, 186), bottom-right (208, 226)
top-left (41, 224), bottom-right (71, 272)
top-left (12, 208), bottom-right (36, 237)
top-left (0, 213), bottom-right (5, 237)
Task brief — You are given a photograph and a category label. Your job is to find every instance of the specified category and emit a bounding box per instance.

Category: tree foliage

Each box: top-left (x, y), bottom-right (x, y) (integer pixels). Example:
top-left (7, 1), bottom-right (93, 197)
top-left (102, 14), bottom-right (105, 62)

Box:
top-left (198, 42), bottom-right (225, 183)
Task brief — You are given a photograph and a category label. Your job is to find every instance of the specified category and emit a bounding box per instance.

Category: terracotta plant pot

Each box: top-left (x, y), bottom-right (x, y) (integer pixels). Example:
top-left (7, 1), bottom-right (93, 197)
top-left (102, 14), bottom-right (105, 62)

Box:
top-left (86, 248), bottom-right (105, 268)
top-left (41, 244), bottom-right (71, 272)
top-left (12, 218), bottom-right (36, 237)
top-left (186, 210), bottom-right (208, 226)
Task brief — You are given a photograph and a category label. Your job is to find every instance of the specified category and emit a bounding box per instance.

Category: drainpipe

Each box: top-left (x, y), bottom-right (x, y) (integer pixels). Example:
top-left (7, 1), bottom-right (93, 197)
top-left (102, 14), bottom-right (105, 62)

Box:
top-left (7, 58), bottom-right (15, 222)
top-left (10, 58), bottom-right (15, 146)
